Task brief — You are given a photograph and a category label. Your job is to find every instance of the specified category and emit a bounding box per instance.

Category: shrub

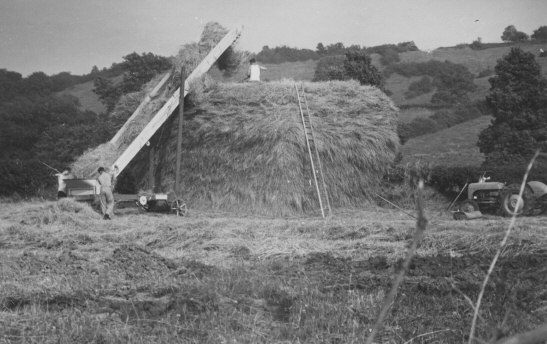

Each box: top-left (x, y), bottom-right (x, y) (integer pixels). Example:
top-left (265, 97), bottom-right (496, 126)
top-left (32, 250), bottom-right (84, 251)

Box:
top-left (343, 50), bottom-right (384, 87)
top-left (386, 60), bottom-right (476, 105)
top-left (312, 55), bottom-right (347, 82)
top-left (469, 37), bottom-right (483, 50)
top-left (379, 48), bottom-right (400, 66)
top-left (476, 68), bottom-right (494, 78)
top-left (501, 25), bottom-right (529, 42)
top-left (531, 25), bottom-right (547, 41)
top-left (0, 159), bottom-right (54, 197)
top-left (405, 76), bottom-right (433, 99)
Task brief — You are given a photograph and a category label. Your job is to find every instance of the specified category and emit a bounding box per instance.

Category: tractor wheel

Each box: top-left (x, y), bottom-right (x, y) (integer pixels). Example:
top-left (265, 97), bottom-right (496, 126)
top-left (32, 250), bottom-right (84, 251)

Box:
top-left (458, 200), bottom-right (480, 213)
top-left (171, 200), bottom-right (187, 217)
top-left (453, 211), bottom-right (467, 220)
top-left (500, 184), bottom-right (533, 217)
top-left (537, 194), bottom-right (547, 214)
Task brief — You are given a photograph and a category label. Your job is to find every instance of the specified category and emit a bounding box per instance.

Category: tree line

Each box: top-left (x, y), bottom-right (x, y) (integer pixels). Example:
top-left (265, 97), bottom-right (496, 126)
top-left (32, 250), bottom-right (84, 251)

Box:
top-left (255, 41), bottom-right (419, 64)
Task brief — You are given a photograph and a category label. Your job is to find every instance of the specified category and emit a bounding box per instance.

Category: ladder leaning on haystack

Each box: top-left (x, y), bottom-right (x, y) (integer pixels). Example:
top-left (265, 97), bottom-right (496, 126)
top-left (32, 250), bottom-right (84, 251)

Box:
top-left (295, 83), bottom-right (332, 218)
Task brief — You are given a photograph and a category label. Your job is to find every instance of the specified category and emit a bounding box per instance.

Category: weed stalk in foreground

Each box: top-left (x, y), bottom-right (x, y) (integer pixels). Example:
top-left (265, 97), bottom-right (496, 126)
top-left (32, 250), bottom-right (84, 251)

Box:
top-left (468, 150), bottom-right (545, 344)
top-left (365, 180), bottom-right (428, 344)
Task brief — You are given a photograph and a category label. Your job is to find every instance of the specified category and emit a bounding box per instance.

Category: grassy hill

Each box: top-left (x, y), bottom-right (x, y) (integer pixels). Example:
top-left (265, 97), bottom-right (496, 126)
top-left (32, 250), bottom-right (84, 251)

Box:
top-left (383, 41), bottom-right (547, 123)
top-left (400, 116), bottom-right (492, 167)
top-left (208, 59), bottom-right (317, 82)
top-left (57, 80), bottom-right (106, 114)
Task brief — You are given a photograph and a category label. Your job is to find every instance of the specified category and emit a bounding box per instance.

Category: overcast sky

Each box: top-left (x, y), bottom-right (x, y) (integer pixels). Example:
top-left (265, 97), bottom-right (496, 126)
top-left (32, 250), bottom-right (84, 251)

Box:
top-left (1, 0), bottom-right (546, 76)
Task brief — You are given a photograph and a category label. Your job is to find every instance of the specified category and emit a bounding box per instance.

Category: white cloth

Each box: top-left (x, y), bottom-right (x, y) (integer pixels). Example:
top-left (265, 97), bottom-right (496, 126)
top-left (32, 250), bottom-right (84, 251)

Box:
top-left (55, 171), bottom-right (74, 192)
top-left (248, 64), bottom-right (265, 81)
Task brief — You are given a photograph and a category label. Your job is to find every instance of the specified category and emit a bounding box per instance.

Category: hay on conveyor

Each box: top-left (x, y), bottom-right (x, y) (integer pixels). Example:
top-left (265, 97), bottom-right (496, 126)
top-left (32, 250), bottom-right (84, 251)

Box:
top-left (129, 80), bottom-right (399, 216)
top-left (72, 22), bottom-right (242, 177)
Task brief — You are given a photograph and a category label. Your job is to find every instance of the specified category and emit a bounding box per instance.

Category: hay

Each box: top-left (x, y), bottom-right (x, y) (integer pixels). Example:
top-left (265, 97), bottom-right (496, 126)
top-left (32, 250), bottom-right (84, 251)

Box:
top-left (72, 22), bottom-right (243, 178)
top-left (72, 142), bottom-right (119, 177)
top-left (172, 22), bottom-right (243, 78)
top-left (132, 80), bottom-right (399, 216)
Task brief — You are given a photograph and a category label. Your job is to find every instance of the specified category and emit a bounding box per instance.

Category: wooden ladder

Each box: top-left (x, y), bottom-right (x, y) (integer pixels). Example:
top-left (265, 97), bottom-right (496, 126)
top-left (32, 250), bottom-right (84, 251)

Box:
top-left (295, 83), bottom-right (331, 218)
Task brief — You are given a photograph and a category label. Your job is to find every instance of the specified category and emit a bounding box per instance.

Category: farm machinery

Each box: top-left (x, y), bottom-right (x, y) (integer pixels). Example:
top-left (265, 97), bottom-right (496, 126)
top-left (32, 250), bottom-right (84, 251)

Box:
top-left (453, 173), bottom-right (547, 219)
top-left (58, 26), bottom-right (243, 217)
top-left (64, 179), bottom-right (187, 216)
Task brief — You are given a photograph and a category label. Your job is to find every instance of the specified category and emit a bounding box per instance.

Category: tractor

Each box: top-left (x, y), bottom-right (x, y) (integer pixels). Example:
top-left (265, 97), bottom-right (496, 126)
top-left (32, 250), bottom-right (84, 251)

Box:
top-left (455, 173), bottom-right (547, 218)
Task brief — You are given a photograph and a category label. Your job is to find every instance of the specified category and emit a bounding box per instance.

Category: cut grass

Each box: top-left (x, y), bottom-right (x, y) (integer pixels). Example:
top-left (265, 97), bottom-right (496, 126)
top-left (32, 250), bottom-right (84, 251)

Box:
top-left (0, 199), bottom-right (545, 343)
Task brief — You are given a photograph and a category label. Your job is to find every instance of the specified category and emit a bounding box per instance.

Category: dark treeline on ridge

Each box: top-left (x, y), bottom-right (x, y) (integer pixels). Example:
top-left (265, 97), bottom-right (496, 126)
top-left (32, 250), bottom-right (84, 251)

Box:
top-left (255, 41), bottom-right (419, 64)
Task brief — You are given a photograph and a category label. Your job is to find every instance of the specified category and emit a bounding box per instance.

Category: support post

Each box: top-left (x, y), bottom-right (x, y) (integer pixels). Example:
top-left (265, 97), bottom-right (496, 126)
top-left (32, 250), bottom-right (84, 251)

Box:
top-left (148, 141), bottom-right (155, 192)
top-left (174, 68), bottom-right (186, 196)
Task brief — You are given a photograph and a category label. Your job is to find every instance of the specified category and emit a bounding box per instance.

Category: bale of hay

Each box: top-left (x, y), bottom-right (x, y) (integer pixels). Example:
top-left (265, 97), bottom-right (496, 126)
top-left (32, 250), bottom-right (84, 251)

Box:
top-left (132, 80), bottom-right (398, 216)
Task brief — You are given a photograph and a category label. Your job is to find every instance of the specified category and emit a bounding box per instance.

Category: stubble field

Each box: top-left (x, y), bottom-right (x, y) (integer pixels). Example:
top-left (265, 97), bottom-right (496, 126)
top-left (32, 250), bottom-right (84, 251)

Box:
top-left (0, 198), bottom-right (545, 343)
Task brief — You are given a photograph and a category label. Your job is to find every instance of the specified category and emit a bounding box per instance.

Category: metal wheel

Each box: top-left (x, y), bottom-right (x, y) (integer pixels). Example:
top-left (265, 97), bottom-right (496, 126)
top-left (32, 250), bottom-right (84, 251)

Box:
top-left (171, 200), bottom-right (187, 216)
top-left (453, 211), bottom-right (466, 220)
top-left (458, 200), bottom-right (480, 213)
top-left (501, 185), bottom-right (532, 217)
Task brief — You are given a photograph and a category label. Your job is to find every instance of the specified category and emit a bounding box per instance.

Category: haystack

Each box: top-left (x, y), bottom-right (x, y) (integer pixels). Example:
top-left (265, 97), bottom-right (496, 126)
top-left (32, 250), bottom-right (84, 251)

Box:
top-left (129, 80), bottom-right (399, 216)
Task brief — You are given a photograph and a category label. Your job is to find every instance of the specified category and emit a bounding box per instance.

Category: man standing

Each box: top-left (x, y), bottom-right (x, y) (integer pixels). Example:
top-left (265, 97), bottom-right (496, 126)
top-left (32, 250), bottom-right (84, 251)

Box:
top-left (97, 165), bottom-right (118, 220)
top-left (247, 58), bottom-right (267, 81)
top-left (55, 168), bottom-right (75, 199)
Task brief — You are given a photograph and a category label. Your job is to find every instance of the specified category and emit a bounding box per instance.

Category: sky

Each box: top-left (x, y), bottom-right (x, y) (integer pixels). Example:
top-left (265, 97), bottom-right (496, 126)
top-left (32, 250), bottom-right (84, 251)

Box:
top-left (1, 0), bottom-right (547, 76)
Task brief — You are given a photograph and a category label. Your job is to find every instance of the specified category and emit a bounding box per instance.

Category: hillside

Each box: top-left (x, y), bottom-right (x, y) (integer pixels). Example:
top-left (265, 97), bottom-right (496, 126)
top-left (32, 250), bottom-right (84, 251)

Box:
top-left (208, 60), bottom-right (317, 82)
top-left (57, 80), bottom-right (106, 114)
top-left (398, 42), bottom-right (547, 75)
top-left (400, 116), bottom-right (492, 167)
top-left (62, 42), bottom-right (547, 117)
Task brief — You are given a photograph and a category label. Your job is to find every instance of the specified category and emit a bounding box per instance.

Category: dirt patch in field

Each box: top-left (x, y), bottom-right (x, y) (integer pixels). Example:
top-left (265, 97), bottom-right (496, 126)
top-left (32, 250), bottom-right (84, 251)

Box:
top-left (102, 244), bottom-right (177, 280)
top-left (12, 249), bottom-right (90, 275)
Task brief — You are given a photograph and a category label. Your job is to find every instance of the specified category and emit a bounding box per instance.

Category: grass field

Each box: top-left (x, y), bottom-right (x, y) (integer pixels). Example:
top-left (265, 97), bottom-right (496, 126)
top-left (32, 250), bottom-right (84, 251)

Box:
top-left (57, 80), bottom-right (106, 114)
top-left (399, 42), bottom-right (547, 75)
top-left (397, 107), bottom-right (436, 124)
top-left (1, 198), bottom-right (545, 343)
top-left (400, 116), bottom-right (492, 167)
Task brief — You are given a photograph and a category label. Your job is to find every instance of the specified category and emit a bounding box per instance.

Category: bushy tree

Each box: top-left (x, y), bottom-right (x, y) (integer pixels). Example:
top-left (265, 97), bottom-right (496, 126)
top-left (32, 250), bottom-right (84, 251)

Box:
top-left (93, 77), bottom-right (121, 111)
top-left (121, 52), bottom-right (171, 93)
top-left (531, 25), bottom-right (547, 41)
top-left (312, 55), bottom-right (347, 82)
top-left (343, 50), bottom-right (383, 87)
top-left (255, 45), bottom-right (319, 64)
top-left (478, 48), bottom-right (547, 164)
top-left (501, 25), bottom-right (529, 42)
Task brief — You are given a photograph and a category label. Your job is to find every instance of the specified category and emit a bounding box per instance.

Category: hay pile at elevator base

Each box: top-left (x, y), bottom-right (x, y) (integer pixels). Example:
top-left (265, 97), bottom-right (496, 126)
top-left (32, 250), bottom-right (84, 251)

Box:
top-left (127, 80), bottom-right (398, 216)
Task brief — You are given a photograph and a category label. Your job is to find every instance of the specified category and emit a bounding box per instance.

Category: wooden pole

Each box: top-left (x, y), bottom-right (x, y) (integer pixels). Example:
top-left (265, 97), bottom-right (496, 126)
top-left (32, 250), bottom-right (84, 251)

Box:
top-left (174, 68), bottom-right (186, 196)
top-left (148, 141), bottom-right (155, 192)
